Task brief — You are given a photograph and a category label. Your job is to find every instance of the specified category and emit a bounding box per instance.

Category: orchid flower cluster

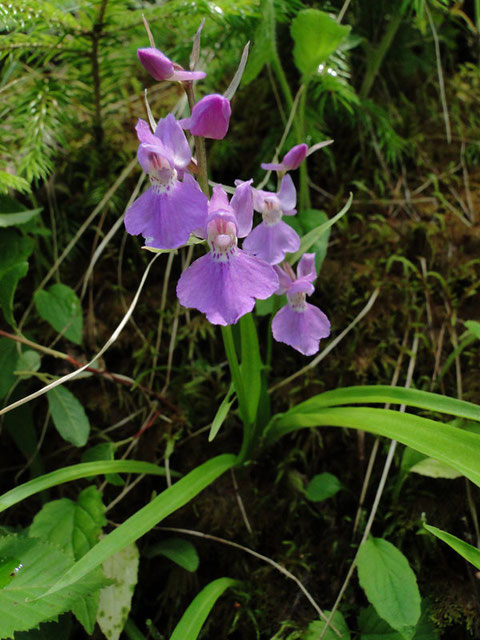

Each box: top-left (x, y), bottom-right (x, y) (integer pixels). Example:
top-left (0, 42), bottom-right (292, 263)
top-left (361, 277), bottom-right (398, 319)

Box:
top-left (126, 29), bottom-right (331, 356)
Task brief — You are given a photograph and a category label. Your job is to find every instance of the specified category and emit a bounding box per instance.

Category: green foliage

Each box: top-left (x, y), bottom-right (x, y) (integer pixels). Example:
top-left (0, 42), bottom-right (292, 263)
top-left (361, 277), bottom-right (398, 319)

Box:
top-left (34, 284), bottom-right (82, 344)
top-left (291, 10), bottom-right (351, 79)
top-left (46, 385), bottom-right (90, 447)
top-left (0, 338), bottom-right (18, 398)
top-left (169, 577), bottom-right (240, 640)
top-left (304, 473), bottom-right (342, 502)
top-left (145, 537), bottom-right (199, 573)
top-left (303, 611), bottom-right (350, 640)
top-left (357, 538), bottom-right (421, 639)
top-left (358, 603), bottom-right (439, 640)
top-left (424, 525), bottom-right (480, 571)
top-left (0, 229), bottom-right (33, 326)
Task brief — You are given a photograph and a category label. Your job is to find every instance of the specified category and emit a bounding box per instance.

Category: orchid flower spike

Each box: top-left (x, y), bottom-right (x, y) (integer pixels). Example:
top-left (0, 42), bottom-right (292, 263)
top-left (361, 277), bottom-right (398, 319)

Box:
top-left (177, 182), bottom-right (279, 325)
top-left (242, 174), bottom-right (300, 265)
top-left (272, 253), bottom-right (330, 356)
top-left (125, 115), bottom-right (208, 249)
top-left (261, 140), bottom-right (333, 172)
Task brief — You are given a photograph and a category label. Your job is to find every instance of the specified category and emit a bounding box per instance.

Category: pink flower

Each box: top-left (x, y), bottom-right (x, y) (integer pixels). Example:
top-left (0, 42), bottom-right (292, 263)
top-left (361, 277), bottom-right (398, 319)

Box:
top-left (180, 94), bottom-right (231, 140)
top-left (137, 48), bottom-right (206, 83)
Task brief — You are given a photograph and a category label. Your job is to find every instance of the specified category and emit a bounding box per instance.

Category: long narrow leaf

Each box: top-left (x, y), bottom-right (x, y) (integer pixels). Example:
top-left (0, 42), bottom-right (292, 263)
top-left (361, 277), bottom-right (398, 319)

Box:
top-left (424, 524), bottom-right (480, 570)
top-left (265, 407), bottom-right (480, 487)
top-left (43, 454), bottom-right (236, 596)
top-left (288, 385), bottom-right (480, 422)
top-left (169, 578), bottom-right (239, 640)
top-left (239, 313), bottom-right (262, 424)
top-left (0, 461), bottom-right (172, 513)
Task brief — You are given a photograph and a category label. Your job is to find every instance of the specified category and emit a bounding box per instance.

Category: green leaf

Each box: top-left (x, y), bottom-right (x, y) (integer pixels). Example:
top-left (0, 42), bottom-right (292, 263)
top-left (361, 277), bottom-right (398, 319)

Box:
top-left (15, 350), bottom-right (41, 379)
top-left (0, 535), bottom-right (106, 638)
top-left (285, 385), bottom-right (480, 422)
top-left (265, 406), bottom-right (480, 487)
top-left (303, 610), bottom-right (350, 640)
top-left (242, 0), bottom-right (276, 84)
top-left (287, 209), bottom-right (330, 271)
top-left (358, 602), bottom-right (439, 640)
top-left (0, 209), bottom-right (42, 228)
top-left (29, 486), bottom-right (106, 561)
top-left (34, 284), bottom-right (83, 344)
top-left (0, 460), bottom-right (170, 513)
top-left (47, 386), bottom-right (90, 447)
top-left (43, 454), bottom-right (236, 596)
top-left (169, 577), bottom-right (239, 640)
top-left (13, 614), bottom-right (72, 640)
top-left (288, 194), bottom-right (352, 265)
top-left (0, 229), bottom-right (34, 326)
top-left (145, 537), bottom-right (199, 572)
top-left (0, 172), bottom-right (31, 195)
top-left (465, 320), bottom-right (480, 340)
top-left (305, 473), bottom-right (342, 502)
top-left (0, 337), bottom-right (18, 398)
top-left (357, 538), bottom-right (421, 639)
top-left (97, 543), bottom-right (139, 640)
top-left (424, 524), bottom-right (480, 570)
top-left (291, 9), bottom-right (351, 78)
top-left (209, 385), bottom-right (235, 442)
top-left (239, 313), bottom-right (262, 425)
top-left (81, 443), bottom-right (124, 486)
top-left (409, 458), bottom-right (462, 479)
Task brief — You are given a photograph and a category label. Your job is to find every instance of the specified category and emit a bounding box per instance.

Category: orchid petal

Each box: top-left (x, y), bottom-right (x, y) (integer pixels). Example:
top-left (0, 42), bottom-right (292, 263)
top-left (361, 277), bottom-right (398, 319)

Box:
top-left (243, 221), bottom-right (300, 265)
top-left (154, 114), bottom-right (191, 169)
top-left (277, 174), bottom-right (297, 210)
top-left (272, 302), bottom-right (330, 356)
top-left (231, 180), bottom-right (253, 238)
top-left (297, 252), bottom-right (317, 281)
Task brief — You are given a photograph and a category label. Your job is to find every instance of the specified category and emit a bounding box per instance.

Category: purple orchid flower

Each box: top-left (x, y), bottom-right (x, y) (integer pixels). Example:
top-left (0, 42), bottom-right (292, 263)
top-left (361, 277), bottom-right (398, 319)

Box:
top-left (125, 115), bottom-right (208, 249)
top-left (177, 182), bottom-right (279, 325)
top-left (180, 94), bottom-right (231, 140)
top-left (272, 253), bottom-right (330, 356)
top-left (242, 174), bottom-right (300, 265)
top-left (261, 140), bottom-right (333, 172)
top-left (137, 48), bottom-right (206, 83)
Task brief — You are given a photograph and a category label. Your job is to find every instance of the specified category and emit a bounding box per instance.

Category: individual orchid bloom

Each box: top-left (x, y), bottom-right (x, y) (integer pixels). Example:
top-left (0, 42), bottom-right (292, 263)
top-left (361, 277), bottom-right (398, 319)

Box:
top-left (125, 115), bottom-right (208, 249)
top-left (242, 174), bottom-right (300, 265)
top-left (272, 253), bottom-right (330, 356)
top-left (177, 182), bottom-right (279, 325)
top-left (261, 140), bottom-right (333, 172)
top-left (137, 47), bottom-right (206, 83)
top-left (179, 94), bottom-right (231, 140)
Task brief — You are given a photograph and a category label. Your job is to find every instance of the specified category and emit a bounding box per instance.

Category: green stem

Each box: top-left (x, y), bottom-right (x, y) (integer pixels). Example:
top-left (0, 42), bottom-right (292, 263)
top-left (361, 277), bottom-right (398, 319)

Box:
top-left (124, 618), bottom-right (147, 640)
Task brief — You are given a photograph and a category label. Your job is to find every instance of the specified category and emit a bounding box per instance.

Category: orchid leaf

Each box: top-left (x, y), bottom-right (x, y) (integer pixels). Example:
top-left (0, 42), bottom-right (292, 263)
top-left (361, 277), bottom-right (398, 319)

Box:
top-left (145, 537), bottom-right (199, 572)
top-left (424, 524), bottom-right (480, 570)
top-left (209, 384), bottom-right (235, 442)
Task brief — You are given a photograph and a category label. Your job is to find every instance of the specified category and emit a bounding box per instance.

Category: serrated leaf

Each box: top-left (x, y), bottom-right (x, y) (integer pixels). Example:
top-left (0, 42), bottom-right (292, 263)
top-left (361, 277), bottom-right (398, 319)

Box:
top-left (303, 610), bottom-right (350, 639)
top-left (145, 537), bottom-right (199, 572)
top-left (12, 614), bottom-right (72, 640)
top-left (0, 535), bottom-right (106, 638)
top-left (15, 350), bottom-right (41, 379)
top-left (305, 472), bottom-right (342, 502)
top-left (291, 9), bottom-right (351, 78)
top-left (97, 543), bottom-right (139, 640)
top-left (357, 538), bottom-right (421, 639)
top-left (0, 338), bottom-right (18, 399)
top-left (47, 386), bottom-right (90, 447)
top-left (34, 284), bottom-right (82, 344)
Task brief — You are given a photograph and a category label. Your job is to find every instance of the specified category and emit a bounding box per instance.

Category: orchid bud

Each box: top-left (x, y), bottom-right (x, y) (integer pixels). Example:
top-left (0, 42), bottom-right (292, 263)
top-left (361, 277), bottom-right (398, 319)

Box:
top-left (137, 47), bottom-right (206, 83)
top-left (180, 94), bottom-right (231, 140)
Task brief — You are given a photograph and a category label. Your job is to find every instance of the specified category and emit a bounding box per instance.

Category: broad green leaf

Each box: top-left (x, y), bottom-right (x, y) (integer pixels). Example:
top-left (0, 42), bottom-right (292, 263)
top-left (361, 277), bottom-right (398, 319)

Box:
top-left (0, 230), bottom-right (34, 326)
top-left (169, 577), bottom-right (239, 640)
top-left (357, 538), bottom-right (421, 639)
top-left (44, 454), bottom-right (236, 596)
top-left (265, 406), bottom-right (480, 487)
top-left (15, 349), bottom-right (41, 379)
top-left (13, 614), bottom-right (72, 639)
top-left (239, 313), bottom-right (262, 424)
top-left (358, 602), bottom-right (439, 640)
top-left (424, 524), bottom-right (480, 570)
top-left (465, 320), bottom-right (480, 340)
top-left (29, 486), bottom-right (106, 634)
top-left (145, 537), bottom-right (199, 572)
top-left (281, 385), bottom-right (480, 423)
top-left (47, 386), bottom-right (90, 447)
top-left (29, 486), bottom-right (106, 560)
top-left (209, 385), bottom-right (235, 442)
top-left (409, 458), bottom-right (462, 479)
top-left (291, 9), bottom-right (351, 78)
top-left (34, 284), bottom-right (83, 344)
top-left (303, 610), bottom-right (350, 640)
top-left (305, 472), bottom-right (342, 502)
top-left (97, 543), bottom-right (139, 640)
top-left (0, 460), bottom-right (170, 513)
top-left (288, 194), bottom-right (352, 265)
top-left (0, 209), bottom-right (42, 227)
top-left (242, 0), bottom-right (276, 84)
top-left (0, 337), bottom-right (18, 398)
top-left (81, 443), bottom-right (124, 486)
top-left (0, 536), bottom-right (106, 638)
